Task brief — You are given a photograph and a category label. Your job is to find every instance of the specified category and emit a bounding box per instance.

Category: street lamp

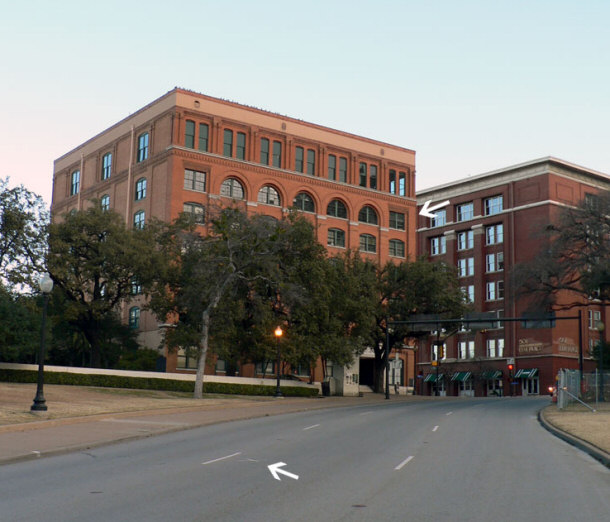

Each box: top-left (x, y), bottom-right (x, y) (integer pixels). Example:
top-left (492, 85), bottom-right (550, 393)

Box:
top-left (31, 273), bottom-right (54, 411)
top-left (274, 326), bottom-right (283, 398)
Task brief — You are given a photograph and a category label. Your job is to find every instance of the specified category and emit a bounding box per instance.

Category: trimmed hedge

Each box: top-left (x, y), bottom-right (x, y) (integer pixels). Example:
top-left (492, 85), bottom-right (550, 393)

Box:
top-left (0, 369), bottom-right (319, 397)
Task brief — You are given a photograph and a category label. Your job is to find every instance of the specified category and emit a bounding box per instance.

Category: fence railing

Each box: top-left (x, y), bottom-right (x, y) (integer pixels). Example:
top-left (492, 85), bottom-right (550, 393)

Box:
top-left (557, 369), bottom-right (610, 410)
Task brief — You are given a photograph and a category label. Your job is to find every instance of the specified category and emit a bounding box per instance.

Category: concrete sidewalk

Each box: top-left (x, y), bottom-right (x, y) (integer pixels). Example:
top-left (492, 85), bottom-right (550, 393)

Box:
top-left (0, 384), bottom-right (419, 465)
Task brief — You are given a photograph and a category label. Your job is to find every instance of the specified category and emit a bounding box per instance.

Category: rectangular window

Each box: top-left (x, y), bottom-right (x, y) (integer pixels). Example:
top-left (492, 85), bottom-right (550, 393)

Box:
top-left (457, 230), bottom-right (474, 250)
top-left (458, 341), bottom-right (475, 359)
top-left (487, 339), bottom-right (504, 358)
top-left (359, 163), bottom-right (367, 187)
top-left (236, 132), bottom-right (246, 160)
top-left (456, 202), bottom-right (474, 222)
top-left (589, 310), bottom-right (602, 329)
top-left (137, 133), bottom-right (149, 162)
top-left (70, 170), bottom-right (80, 196)
top-left (177, 347), bottom-right (198, 370)
top-left (199, 123), bottom-right (209, 151)
top-left (430, 210), bottom-right (446, 228)
top-left (306, 149), bottom-right (316, 175)
top-left (486, 281), bottom-right (503, 301)
top-left (460, 285), bottom-right (475, 303)
top-left (260, 138), bottom-right (269, 164)
top-left (389, 170), bottom-right (396, 194)
top-left (430, 236), bottom-right (446, 256)
top-left (458, 258), bottom-right (474, 277)
top-left (370, 165), bottom-right (378, 190)
top-left (185, 120), bottom-right (195, 148)
top-left (389, 239), bottom-right (405, 257)
top-left (272, 140), bottom-right (282, 167)
top-left (432, 342), bottom-right (447, 361)
top-left (389, 211), bottom-right (405, 230)
top-left (339, 157), bottom-right (347, 182)
top-left (486, 254), bottom-right (496, 273)
top-left (328, 154), bottom-right (336, 180)
top-left (184, 169), bottom-right (206, 192)
top-left (295, 146), bottom-right (304, 172)
top-left (102, 153), bottom-right (112, 180)
top-left (223, 129), bottom-right (233, 157)
top-left (399, 172), bottom-right (406, 196)
top-left (486, 224), bottom-right (504, 245)
top-left (485, 195), bottom-right (503, 216)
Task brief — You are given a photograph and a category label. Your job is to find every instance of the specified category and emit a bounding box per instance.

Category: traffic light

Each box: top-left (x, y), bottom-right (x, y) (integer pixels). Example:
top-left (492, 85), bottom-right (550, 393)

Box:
top-left (438, 345), bottom-right (445, 359)
top-left (507, 364), bottom-right (514, 372)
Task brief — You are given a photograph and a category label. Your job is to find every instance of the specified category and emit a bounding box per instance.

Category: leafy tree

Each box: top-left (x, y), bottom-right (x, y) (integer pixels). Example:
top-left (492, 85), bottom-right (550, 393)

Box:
top-left (0, 284), bottom-right (42, 362)
top-left (47, 204), bottom-right (176, 367)
top-left (150, 207), bottom-right (305, 398)
top-left (514, 191), bottom-right (610, 309)
top-left (0, 177), bottom-right (48, 293)
top-left (371, 258), bottom-right (469, 393)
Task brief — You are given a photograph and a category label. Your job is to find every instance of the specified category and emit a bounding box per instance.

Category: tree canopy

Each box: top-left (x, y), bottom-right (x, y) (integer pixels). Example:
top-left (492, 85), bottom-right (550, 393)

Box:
top-left (514, 190), bottom-right (610, 309)
top-left (47, 203), bottom-right (177, 367)
top-left (0, 177), bottom-right (48, 293)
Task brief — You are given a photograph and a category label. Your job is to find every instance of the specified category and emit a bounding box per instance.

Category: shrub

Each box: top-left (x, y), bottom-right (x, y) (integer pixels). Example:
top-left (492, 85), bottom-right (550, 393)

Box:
top-left (0, 369), bottom-right (319, 397)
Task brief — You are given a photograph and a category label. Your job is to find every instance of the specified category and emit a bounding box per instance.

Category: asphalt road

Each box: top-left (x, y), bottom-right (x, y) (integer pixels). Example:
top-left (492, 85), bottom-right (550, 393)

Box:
top-left (1, 397), bottom-right (609, 521)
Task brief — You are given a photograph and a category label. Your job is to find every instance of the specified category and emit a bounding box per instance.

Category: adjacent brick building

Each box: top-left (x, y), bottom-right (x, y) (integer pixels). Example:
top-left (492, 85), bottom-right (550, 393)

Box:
top-left (51, 88), bottom-right (416, 390)
top-left (416, 157), bottom-right (609, 397)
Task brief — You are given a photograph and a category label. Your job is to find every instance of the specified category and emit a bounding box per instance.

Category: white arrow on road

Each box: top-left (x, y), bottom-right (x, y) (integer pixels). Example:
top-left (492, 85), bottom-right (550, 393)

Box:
top-left (420, 199), bottom-right (450, 218)
top-left (268, 462), bottom-right (299, 481)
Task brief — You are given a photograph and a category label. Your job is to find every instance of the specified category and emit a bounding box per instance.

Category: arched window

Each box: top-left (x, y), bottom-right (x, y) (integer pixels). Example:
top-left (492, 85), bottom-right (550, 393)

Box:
top-left (102, 153), bottom-right (112, 180)
top-left (220, 178), bottom-right (245, 200)
top-left (137, 132), bottom-right (149, 162)
top-left (327, 228), bottom-right (345, 248)
top-left (359, 234), bottom-right (376, 253)
top-left (257, 186), bottom-right (281, 206)
top-left (134, 210), bottom-right (145, 229)
top-left (389, 239), bottom-right (405, 258)
top-left (183, 202), bottom-right (205, 224)
top-left (129, 306), bottom-right (140, 329)
top-left (135, 178), bottom-right (147, 200)
top-left (100, 194), bottom-right (110, 211)
top-left (358, 205), bottom-right (378, 225)
top-left (293, 192), bottom-right (315, 213)
top-left (327, 199), bottom-right (348, 219)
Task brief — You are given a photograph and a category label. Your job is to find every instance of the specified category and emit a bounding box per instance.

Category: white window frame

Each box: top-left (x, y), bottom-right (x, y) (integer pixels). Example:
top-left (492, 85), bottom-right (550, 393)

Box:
top-left (457, 230), bottom-right (473, 250)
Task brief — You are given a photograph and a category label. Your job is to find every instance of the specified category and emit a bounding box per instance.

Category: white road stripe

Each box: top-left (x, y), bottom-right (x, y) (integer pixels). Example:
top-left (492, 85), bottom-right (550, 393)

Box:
top-left (202, 452), bottom-right (242, 465)
top-left (303, 424), bottom-right (320, 431)
top-left (395, 456), bottom-right (414, 470)
top-left (359, 411), bottom-right (373, 416)
top-left (446, 411), bottom-right (453, 416)
top-left (432, 425), bottom-right (439, 432)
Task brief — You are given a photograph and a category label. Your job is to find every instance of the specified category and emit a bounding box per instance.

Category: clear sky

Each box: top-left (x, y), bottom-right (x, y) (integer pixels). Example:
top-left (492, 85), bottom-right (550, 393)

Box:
top-left (2, 0), bottom-right (609, 206)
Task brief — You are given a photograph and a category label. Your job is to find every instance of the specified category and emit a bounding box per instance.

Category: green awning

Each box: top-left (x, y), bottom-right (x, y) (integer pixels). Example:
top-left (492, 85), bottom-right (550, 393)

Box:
top-left (451, 371), bottom-right (472, 382)
top-left (481, 370), bottom-right (502, 380)
top-left (424, 373), bottom-right (444, 383)
top-left (515, 368), bottom-right (538, 379)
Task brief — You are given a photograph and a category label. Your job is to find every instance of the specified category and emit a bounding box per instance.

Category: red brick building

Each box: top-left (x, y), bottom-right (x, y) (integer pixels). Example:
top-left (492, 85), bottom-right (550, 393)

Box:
top-left (416, 157), bottom-right (610, 397)
top-left (51, 88), bottom-right (416, 391)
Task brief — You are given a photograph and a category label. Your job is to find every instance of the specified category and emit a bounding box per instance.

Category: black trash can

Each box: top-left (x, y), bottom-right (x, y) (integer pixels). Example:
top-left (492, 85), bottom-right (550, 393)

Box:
top-left (321, 380), bottom-right (331, 397)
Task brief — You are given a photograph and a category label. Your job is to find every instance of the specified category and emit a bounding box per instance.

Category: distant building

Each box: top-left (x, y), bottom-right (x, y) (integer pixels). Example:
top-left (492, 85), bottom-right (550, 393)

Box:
top-left (51, 88), bottom-right (416, 392)
top-left (416, 157), bottom-right (610, 397)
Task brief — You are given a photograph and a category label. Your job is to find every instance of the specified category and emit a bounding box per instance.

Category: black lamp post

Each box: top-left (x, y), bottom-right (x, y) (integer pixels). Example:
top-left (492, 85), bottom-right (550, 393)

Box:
top-left (597, 321), bottom-right (605, 402)
top-left (274, 326), bottom-right (283, 398)
top-left (31, 273), bottom-right (53, 411)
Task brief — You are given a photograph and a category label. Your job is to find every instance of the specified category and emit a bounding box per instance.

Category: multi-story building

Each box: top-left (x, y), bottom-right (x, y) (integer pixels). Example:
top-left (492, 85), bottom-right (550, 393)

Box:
top-left (51, 88), bottom-right (417, 391)
top-left (416, 157), bottom-right (609, 397)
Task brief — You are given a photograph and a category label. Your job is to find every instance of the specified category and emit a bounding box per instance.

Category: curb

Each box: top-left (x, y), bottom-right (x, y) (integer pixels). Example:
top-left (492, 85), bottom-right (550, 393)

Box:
top-left (538, 407), bottom-right (610, 469)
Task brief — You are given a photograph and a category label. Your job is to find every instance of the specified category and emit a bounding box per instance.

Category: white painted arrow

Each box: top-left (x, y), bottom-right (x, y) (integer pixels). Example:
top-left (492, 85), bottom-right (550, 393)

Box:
top-left (420, 199), bottom-right (450, 218)
top-left (268, 462), bottom-right (299, 481)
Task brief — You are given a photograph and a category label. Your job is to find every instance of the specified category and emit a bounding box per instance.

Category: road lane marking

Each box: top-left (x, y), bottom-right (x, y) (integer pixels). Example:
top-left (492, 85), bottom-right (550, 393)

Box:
top-left (202, 452), bottom-right (242, 465)
top-left (432, 425), bottom-right (439, 432)
top-left (446, 411), bottom-right (453, 416)
top-left (395, 456), bottom-right (414, 470)
top-left (359, 411), bottom-right (373, 416)
top-left (303, 424), bottom-right (320, 431)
